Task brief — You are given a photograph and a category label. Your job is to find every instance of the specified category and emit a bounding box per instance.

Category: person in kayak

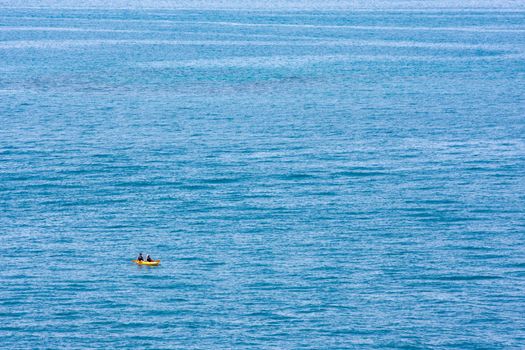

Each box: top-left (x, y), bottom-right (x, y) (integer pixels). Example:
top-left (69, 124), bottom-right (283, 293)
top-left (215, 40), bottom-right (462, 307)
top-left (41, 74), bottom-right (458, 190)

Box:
top-left (137, 253), bottom-right (144, 261)
top-left (146, 254), bottom-right (154, 262)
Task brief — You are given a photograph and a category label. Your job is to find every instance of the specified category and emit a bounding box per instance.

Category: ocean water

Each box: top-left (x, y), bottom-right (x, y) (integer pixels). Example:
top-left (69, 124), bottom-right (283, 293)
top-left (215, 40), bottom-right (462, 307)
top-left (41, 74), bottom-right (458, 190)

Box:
top-left (1, 5), bottom-right (525, 349)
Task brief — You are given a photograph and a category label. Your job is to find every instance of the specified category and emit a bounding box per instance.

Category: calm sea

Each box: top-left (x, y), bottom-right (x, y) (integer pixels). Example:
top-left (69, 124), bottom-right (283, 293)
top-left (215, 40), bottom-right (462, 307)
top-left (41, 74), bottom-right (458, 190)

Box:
top-left (1, 4), bottom-right (524, 349)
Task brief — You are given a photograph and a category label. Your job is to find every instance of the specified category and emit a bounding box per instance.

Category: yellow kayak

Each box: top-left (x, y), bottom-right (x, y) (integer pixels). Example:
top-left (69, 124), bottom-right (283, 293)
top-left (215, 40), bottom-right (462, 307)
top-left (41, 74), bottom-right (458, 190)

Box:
top-left (132, 259), bottom-right (160, 266)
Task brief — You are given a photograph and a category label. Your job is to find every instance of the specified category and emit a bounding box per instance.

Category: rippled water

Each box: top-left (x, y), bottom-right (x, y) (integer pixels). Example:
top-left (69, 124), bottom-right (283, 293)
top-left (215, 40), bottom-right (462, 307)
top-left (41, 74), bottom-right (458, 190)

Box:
top-left (1, 6), bottom-right (525, 349)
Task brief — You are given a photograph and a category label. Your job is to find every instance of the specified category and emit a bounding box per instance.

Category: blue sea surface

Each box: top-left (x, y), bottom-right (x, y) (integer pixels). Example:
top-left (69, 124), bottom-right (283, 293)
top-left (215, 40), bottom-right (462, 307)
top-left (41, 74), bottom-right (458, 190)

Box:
top-left (1, 5), bottom-right (525, 349)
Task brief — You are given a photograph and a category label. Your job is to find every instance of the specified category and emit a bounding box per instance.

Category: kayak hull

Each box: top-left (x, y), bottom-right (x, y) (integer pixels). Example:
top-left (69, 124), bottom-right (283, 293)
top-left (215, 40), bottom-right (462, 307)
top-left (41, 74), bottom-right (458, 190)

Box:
top-left (132, 259), bottom-right (160, 266)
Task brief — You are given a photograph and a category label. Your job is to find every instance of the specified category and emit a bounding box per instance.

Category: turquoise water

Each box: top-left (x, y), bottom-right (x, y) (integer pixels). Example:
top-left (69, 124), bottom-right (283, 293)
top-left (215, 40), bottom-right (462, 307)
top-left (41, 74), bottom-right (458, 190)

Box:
top-left (1, 6), bottom-right (525, 348)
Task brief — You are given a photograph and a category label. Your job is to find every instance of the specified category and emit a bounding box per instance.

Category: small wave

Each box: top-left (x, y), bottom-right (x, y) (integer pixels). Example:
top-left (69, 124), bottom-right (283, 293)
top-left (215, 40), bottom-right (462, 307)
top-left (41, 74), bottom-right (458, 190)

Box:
top-left (425, 274), bottom-right (502, 281)
top-left (333, 170), bottom-right (389, 177)
top-left (196, 177), bottom-right (241, 184)
top-left (113, 180), bottom-right (179, 187)
top-left (274, 173), bottom-right (318, 181)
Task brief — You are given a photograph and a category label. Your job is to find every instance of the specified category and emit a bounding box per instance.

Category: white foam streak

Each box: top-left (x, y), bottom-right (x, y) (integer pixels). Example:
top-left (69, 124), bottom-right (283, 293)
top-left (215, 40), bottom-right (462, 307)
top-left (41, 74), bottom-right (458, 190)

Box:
top-left (170, 20), bottom-right (525, 33)
top-left (0, 38), bottom-right (520, 53)
top-left (141, 53), bottom-right (525, 69)
top-left (0, 26), bottom-right (148, 33)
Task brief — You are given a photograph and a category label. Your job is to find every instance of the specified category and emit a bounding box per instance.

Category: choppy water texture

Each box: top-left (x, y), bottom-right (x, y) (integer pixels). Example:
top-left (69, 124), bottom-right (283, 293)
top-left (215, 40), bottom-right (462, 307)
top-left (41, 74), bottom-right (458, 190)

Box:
top-left (1, 5), bottom-right (525, 349)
